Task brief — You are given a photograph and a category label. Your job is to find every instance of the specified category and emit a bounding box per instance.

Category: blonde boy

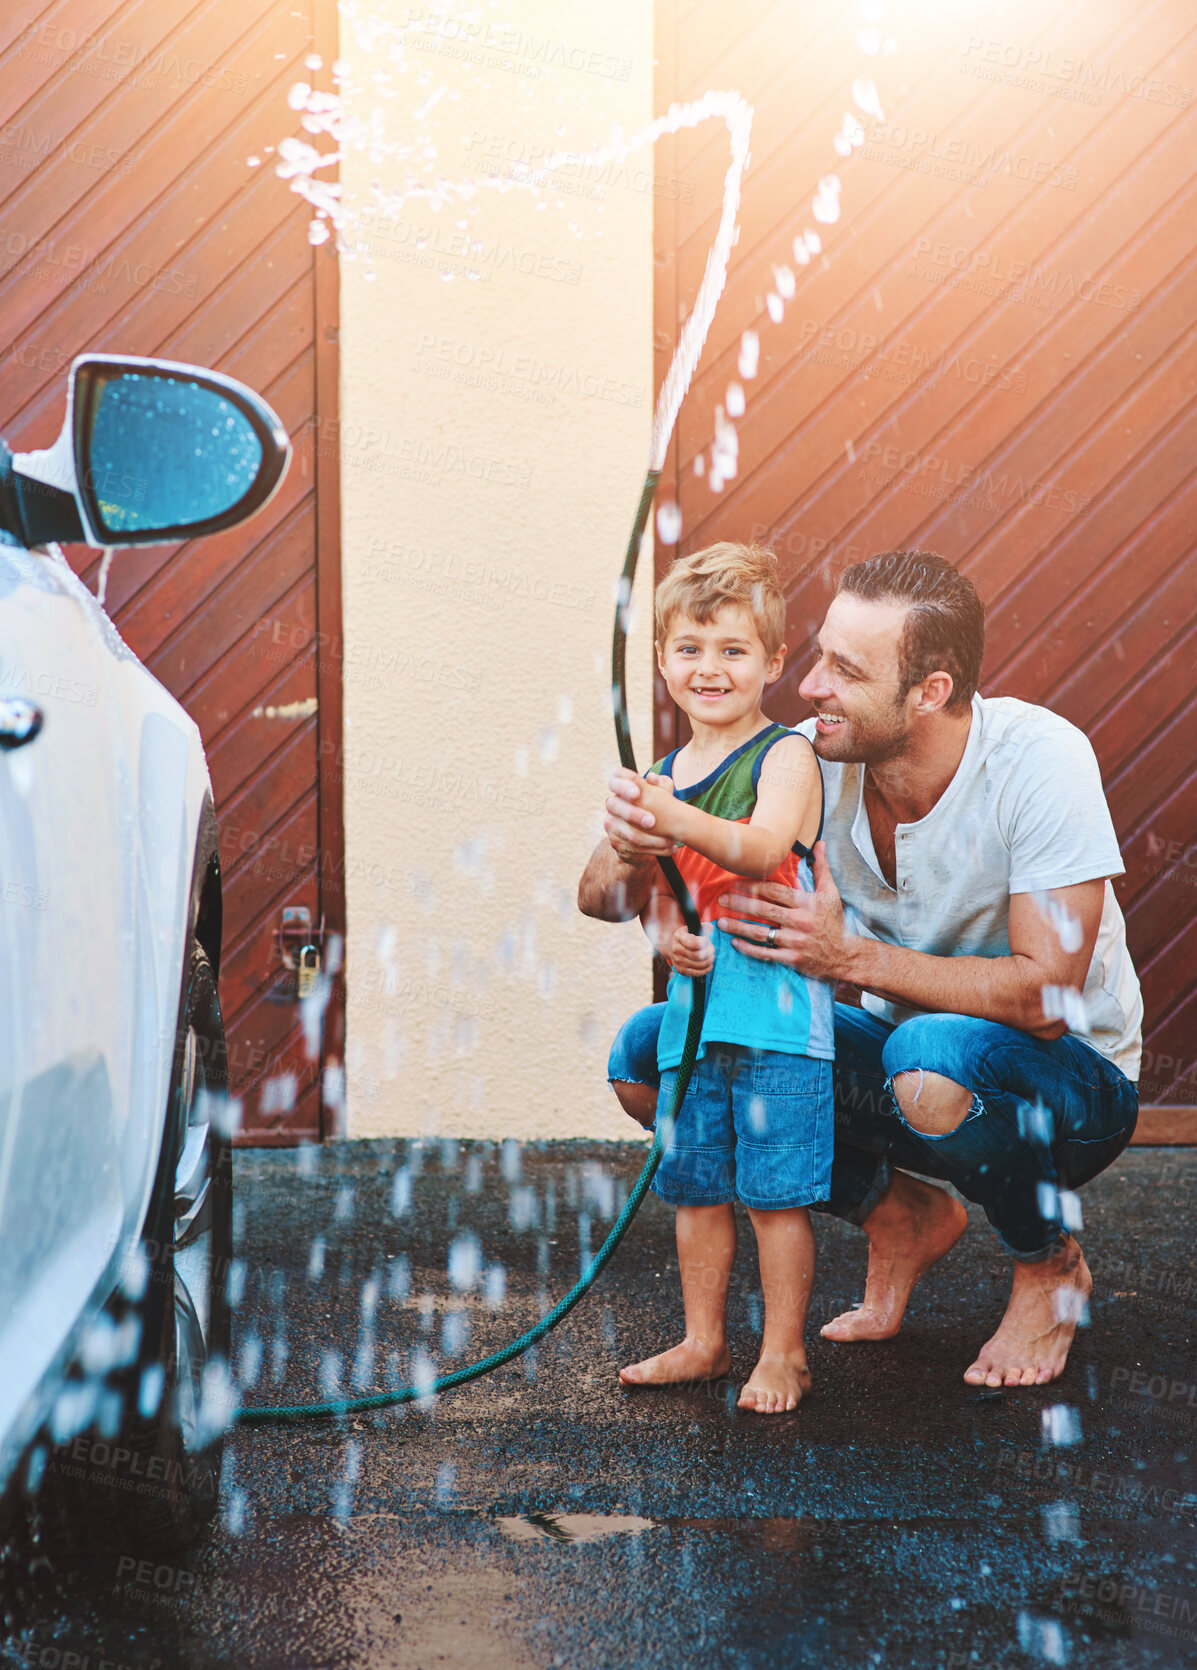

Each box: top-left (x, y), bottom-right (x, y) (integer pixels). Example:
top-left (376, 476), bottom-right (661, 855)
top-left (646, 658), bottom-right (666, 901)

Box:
top-left (616, 543), bottom-right (834, 1414)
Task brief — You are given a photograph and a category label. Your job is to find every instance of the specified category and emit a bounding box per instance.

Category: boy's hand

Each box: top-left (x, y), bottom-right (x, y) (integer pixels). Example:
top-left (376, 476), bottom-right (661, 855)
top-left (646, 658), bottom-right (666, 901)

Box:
top-left (604, 767), bottom-right (680, 863)
top-left (670, 924), bottom-right (714, 978)
top-left (633, 772), bottom-right (689, 843)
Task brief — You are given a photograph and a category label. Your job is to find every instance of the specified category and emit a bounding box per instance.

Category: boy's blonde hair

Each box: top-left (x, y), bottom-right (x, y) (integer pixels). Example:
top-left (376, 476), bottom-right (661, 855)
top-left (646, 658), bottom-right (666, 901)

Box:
top-left (655, 542), bottom-right (786, 658)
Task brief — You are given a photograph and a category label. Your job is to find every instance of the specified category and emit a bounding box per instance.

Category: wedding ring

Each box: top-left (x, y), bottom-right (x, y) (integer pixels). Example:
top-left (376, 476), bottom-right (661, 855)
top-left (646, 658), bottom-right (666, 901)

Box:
top-left (766, 925), bottom-right (779, 948)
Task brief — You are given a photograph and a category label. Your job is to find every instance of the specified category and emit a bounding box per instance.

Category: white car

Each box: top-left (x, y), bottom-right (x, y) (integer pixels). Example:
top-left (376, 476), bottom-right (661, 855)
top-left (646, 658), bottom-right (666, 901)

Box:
top-left (0, 356), bottom-right (289, 1550)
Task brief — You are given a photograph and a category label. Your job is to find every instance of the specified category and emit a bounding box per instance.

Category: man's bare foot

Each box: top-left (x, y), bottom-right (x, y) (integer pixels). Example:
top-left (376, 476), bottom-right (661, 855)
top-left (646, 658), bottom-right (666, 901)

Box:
top-left (737, 1352), bottom-right (811, 1414)
top-left (821, 1173), bottom-right (968, 1343)
top-left (619, 1336), bottom-right (732, 1387)
top-left (964, 1237), bottom-right (1092, 1388)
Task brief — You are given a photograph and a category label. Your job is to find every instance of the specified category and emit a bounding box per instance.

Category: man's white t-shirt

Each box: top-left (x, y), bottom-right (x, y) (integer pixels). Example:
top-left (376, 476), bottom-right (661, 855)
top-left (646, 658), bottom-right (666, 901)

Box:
top-left (795, 694), bottom-right (1143, 1080)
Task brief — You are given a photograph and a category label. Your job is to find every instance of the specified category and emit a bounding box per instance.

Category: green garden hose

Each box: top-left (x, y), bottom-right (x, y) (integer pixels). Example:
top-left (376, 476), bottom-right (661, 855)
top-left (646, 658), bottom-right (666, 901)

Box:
top-left (237, 470), bottom-right (706, 1423)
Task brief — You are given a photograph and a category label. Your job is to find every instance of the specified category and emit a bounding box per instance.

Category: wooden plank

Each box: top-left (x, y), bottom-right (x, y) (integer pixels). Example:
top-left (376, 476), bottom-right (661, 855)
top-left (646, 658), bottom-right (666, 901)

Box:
top-left (1088, 619), bottom-right (1197, 783)
top-left (0, 0), bottom-right (132, 133)
top-left (146, 525), bottom-right (316, 711)
top-left (221, 786), bottom-right (318, 927)
top-left (204, 662), bottom-right (317, 814)
top-left (1130, 1108), bottom-right (1197, 1144)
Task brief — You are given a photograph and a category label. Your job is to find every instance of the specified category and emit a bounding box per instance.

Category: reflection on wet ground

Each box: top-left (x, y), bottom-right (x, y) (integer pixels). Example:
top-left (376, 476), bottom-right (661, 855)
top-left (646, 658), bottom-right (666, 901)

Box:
top-left (496, 1512), bottom-right (656, 1542)
top-left (5, 1141), bottom-right (1195, 1668)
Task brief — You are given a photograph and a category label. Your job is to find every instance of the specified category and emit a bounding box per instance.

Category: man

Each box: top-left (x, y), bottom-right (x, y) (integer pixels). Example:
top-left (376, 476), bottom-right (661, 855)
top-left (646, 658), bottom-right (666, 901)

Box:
top-left (578, 549), bottom-right (1141, 1389)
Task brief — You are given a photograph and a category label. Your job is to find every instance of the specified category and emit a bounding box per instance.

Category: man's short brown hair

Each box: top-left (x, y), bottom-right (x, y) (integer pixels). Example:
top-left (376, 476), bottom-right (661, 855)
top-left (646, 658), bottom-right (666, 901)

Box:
top-left (655, 542), bottom-right (786, 658)
top-left (837, 549), bottom-right (985, 712)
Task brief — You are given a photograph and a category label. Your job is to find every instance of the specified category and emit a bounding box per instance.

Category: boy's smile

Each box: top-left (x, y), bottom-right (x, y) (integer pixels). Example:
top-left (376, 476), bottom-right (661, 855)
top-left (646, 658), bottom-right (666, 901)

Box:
top-left (656, 604), bottom-right (786, 746)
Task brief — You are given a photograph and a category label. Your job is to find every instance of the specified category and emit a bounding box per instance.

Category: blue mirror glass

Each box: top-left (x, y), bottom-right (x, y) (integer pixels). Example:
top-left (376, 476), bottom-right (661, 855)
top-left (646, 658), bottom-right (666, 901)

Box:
top-left (87, 373), bottom-right (264, 535)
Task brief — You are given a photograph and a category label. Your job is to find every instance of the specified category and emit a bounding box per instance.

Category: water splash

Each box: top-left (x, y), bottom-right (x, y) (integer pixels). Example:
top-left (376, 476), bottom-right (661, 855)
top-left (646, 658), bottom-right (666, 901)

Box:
top-left (1041, 1404), bottom-right (1082, 1446)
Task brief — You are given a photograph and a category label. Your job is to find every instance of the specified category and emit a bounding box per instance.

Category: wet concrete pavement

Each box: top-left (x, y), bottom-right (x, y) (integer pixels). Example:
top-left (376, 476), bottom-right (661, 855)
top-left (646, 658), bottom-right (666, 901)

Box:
top-left (6, 1140), bottom-right (1196, 1669)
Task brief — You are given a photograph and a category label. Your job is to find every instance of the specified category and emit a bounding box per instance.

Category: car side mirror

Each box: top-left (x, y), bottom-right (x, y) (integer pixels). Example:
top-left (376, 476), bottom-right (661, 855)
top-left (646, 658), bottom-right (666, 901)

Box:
top-left (0, 355), bottom-right (291, 550)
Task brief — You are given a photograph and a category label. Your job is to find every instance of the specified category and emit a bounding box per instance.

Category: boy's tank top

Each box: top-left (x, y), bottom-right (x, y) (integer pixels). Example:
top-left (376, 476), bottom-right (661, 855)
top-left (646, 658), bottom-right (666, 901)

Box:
top-left (654, 722), bottom-right (835, 1070)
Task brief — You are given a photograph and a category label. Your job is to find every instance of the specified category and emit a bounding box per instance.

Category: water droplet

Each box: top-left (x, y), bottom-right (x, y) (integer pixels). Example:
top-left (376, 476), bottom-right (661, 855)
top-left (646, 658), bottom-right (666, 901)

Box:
top-left (391, 1167), bottom-right (412, 1217)
top-left (318, 1349), bottom-right (343, 1399)
top-left (657, 500), bottom-right (682, 544)
top-left (1016, 1610), bottom-right (1070, 1663)
top-left (1042, 1501), bottom-right (1080, 1542)
top-left (238, 1332), bottom-right (263, 1387)
top-left (225, 1487), bottom-right (248, 1535)
top-left (738, 329), bottom-right (760, 379)
top-left (138, 1364), bottom-right (164, 1418)
top-left (1041, 1404), bottom-right (1082, 1447)
top-left (448, 1231), bottom-right (482, 1291)
top-left (852, 77), bottom-right (884, 118)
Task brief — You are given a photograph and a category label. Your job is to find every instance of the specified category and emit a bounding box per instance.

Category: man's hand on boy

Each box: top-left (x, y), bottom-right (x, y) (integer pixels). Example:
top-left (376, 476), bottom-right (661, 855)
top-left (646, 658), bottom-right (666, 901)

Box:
top-left (670, 924), bottom-right (715, 977)
top-left (604, 767), bottom-right (682, 863)
top-left (715, 842), bottom-right (850, 981)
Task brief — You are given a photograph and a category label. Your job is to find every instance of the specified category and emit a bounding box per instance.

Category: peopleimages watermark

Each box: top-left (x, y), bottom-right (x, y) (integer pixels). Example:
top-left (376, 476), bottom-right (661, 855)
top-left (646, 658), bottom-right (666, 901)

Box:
top-left (0, 658), bottom-right (100, 707)
top-left (9, 1642), bottom-right (139, 1670)
top-left (796, 315), bottom-right (1029, 394)
top-left (0, 120), bottom-right (131, 176)
top-left (861, 121), bottom-right (1077, 190)
top-left (2, 228), bottom-right (198, 299)
top-left (1141, 832), bottom-right (1197, 892)
top-left (994, 1447), bottom-right (1197, 1520)
top-left (1088, 1243), bottom-right (1197, 1311)
top-left (15, 20), bottom-right (250, 94)
top-left (111, 1553), bottom-right (248, 1610)
top-left (959, 35), bottom-right (1192, 109)
top-left (358, 536), bottom-right (597, 615)
top-left (248, 615), bottom-right (481, 694)
top-left (1107, 1364), bottom-right (1197, 1427)
top-left (461, 129), bottom-right (692, 203)
top-left (348, 208), bottom-right (583, 287)
top-left (1056, 1569), bottom-right (1197, 1645)
top-left (908, 237), bottom-right (1142, 313)
top-left (400, 8), bottom-right (633, 82)
top-left (413, 331), bottom-right (646, 409)
top-left (859, 440), bottom-right (1091, 516)
top-left (302, 416), bottom-right (532, 490)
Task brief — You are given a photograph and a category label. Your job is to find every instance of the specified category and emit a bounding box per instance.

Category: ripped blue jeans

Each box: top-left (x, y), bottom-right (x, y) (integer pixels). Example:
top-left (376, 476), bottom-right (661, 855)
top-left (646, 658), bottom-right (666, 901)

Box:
top-left (607, 1002), bottom-right (1139, 1260)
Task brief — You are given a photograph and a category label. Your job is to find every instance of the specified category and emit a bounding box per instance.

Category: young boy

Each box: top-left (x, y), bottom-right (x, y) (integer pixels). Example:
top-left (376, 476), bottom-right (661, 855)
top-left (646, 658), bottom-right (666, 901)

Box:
top-left (615, 542), bottom-right (833, 1415)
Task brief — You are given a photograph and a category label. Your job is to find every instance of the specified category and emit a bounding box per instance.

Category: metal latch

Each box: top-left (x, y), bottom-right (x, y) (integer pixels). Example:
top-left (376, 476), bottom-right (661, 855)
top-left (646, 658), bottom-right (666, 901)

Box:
top-left (275, 905), bottom-right (326, 1002)
top-left (296, 944), bottom-right (321, 998)
top-left (276, 905), bottom-right (325, 967)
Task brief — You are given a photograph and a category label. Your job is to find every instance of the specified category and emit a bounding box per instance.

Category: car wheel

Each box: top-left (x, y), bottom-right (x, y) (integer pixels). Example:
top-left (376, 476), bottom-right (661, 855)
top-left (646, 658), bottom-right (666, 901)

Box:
top-left (34, 940), bottom-right (234, 1554)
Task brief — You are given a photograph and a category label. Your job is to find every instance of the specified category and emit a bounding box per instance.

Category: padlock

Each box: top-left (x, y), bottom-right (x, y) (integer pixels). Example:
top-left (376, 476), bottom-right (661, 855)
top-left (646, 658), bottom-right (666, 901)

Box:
top-left (296, 944), bottom-right (321, 998)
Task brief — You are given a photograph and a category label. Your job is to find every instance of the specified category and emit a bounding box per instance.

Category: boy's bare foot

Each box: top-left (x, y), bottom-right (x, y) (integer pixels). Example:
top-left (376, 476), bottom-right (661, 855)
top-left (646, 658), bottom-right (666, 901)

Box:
top-left (737, 1351), bottom-right (811, 1414)
top-left (964, 1236), bottom-right (1092, 1387)
top-left (619, 1336), bottom-right (732, 1387)
top-left (820, 1172), bottom-right (968, 1342)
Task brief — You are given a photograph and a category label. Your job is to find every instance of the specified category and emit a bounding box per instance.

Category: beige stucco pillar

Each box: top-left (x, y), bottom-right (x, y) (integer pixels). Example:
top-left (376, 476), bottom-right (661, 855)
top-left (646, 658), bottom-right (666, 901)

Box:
top-left (339, 3), bottom-right (656, 1138)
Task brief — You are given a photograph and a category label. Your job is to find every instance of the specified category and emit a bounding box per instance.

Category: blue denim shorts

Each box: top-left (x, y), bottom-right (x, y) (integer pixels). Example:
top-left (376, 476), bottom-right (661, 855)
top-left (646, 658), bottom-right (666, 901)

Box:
top-left (650, 1043), bottom-right (833, 1211)
top-left (610, 999), bottom-right (1138, 1258)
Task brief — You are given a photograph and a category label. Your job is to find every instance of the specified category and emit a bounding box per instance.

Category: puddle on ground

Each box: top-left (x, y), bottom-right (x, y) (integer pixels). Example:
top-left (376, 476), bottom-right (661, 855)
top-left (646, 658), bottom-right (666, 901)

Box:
top-left (496, 1513), bottom-right (657, 1543)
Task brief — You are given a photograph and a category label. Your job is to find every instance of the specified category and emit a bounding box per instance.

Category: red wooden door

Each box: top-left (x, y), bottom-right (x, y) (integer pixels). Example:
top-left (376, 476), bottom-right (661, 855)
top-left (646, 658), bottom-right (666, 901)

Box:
top-left (656, 0), bottom-right (1195, 1121)
top-left (0, 0), bottom-right (344, 1143)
